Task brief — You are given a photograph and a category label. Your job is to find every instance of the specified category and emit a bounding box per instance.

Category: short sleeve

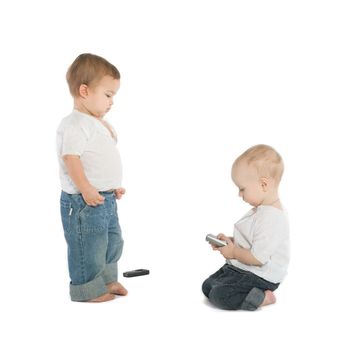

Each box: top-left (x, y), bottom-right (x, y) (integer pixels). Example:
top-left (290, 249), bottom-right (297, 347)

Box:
top-left (61, 125), bottom-right (88, 157)
top-left (250, 209), bottom-right (288, 265)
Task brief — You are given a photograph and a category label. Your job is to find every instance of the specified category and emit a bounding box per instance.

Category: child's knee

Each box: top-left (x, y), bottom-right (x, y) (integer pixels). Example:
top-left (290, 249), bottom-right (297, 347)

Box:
top-left (202, 278), bottom-right (212, 298)
top-left (208, 285), bottom-right (240, 310)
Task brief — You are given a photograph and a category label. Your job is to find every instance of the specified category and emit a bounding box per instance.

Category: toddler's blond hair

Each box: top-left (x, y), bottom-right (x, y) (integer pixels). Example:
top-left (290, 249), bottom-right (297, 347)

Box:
top-left (66, 53), bottom-right (120, 97)
top-left (233, 144), bottom-right (284, 184)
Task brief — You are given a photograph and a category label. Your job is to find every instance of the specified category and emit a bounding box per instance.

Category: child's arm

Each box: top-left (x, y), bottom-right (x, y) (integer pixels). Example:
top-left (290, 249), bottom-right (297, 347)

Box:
top-left (63, 155), bottom-right (105, 206)
top-left (216, 234), bottom-right (263, 266)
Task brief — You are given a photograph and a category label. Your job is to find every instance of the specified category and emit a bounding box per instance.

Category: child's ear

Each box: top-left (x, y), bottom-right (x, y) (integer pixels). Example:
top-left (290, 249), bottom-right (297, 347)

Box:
top-left (260, 177), bottom-right (269, 192)
top-left (79, 84), bottom-right (89, 98)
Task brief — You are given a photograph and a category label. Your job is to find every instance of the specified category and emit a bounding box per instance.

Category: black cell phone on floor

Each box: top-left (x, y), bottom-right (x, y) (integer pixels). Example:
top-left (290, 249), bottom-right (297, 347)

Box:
top-left (123, 269), bottom-right (150, 277)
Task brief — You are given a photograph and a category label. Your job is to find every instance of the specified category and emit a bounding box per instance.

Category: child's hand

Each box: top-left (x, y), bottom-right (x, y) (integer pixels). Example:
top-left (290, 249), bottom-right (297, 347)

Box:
top-left (81, 186), bottom-right (105, 206)
top-left (210, 234), bottom-right (233, 251)
top-left (209, 233), bottom-right (224, 251)
top-left (217, 234), bottom-right (236, 259)
top-left (115, 187), bottom-right (126, 200)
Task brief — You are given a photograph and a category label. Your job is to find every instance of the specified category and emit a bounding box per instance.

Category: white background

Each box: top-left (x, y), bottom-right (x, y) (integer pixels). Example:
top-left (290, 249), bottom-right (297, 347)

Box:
top-left (1, 1), bottom-right (349, 349)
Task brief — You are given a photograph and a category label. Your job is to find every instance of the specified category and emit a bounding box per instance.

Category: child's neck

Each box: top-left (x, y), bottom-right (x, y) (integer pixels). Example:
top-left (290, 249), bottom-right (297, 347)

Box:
top-left (74, 100), bottom-right (100, 119)
top-left (261, 191), bottom-right (281, 209)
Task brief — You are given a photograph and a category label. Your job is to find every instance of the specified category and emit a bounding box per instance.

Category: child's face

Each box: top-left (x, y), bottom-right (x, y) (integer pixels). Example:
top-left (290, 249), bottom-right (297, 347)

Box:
top-left (232, 161), bottom-right (266, 207)
top-left (85, 75), bottom-right (120, 118)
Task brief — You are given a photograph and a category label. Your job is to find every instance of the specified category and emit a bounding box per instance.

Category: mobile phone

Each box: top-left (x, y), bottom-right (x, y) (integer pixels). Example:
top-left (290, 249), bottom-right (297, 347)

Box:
top-left (123, 269), bottom-right (150, 277)
top-left (206, 234), bottom-right (227, 247)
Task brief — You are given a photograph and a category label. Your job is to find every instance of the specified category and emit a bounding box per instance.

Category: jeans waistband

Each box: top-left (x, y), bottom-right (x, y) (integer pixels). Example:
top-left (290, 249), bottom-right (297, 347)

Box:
top-left (226, 264), bottom-right (253, 275)
top-left (99, 190), bottom-right (115, 196)
top-left (62, 190), bottom-right (115, 197)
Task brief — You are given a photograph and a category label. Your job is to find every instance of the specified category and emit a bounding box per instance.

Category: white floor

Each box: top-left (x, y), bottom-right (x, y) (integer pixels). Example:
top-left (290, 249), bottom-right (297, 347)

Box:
top-left (2, 228), bottom-right (347, 350)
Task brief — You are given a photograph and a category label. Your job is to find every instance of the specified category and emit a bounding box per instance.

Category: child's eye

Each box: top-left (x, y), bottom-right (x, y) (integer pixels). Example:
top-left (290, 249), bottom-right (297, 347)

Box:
top-left (106, 94), bottom-right (111, 98)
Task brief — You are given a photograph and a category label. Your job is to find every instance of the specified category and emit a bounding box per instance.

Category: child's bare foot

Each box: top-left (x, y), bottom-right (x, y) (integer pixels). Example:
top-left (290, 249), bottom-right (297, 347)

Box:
top-left (261, 290), bottom-right (276, 307)
top-left (107, 282), bottom-right (128, 296)
top-left (87, 293), bottom-right (116, 303)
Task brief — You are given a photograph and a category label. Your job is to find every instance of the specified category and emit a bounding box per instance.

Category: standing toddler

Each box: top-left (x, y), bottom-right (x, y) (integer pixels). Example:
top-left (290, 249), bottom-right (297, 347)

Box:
top-left (57, 53), bottom-right (127, 302)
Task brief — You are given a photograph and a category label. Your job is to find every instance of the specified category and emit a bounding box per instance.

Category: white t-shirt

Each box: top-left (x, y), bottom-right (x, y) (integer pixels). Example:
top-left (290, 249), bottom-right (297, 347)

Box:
top-left (56, 110), bottom-right (122, 194)
top-left (227, 205), bottom-right (290, 283)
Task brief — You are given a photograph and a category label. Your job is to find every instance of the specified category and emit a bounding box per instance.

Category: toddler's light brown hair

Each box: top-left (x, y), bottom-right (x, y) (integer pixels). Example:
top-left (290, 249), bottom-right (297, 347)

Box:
top-left (66, 53), bottom-right (120, 97)
top-left (233, 144), bottom-right (284, 184)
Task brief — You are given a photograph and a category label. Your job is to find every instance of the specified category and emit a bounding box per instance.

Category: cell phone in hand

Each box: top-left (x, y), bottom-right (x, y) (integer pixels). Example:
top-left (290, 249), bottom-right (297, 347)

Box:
top-left (206, 234), bottom-right (227, 247)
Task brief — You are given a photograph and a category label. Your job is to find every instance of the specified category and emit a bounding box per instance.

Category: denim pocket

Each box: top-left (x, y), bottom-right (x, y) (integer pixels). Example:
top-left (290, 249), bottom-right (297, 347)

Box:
top-left (60, 199), bottom-right (72, 235)
top-left (79, 204), bottom-right (108, 234)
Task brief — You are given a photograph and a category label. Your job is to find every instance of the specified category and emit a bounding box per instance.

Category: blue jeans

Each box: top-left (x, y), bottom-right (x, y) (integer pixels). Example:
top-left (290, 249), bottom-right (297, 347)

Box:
top-left (60, 191), bottom-right (124, 301)
top-left (202, 264), bottom-right (279, 310)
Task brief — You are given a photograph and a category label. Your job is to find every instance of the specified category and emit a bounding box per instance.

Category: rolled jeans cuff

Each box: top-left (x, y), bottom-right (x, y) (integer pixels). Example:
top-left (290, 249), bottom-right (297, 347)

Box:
top-left (70, 276), bottom-right (108, 302)
top-left (102, 262), bottom-right (119, 285)
top-left (240, 287), bottom-right (265, 311)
